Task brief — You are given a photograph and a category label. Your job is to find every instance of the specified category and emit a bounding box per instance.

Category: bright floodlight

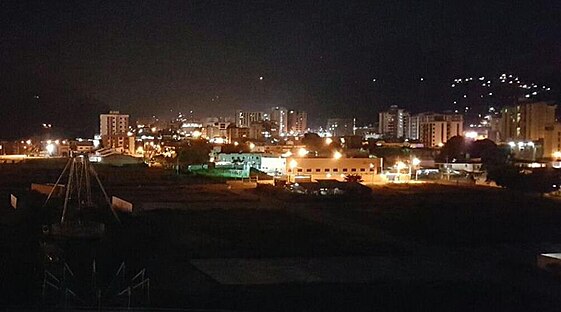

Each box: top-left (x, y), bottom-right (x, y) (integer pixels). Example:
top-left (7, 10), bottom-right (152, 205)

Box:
top-left (553, 151), bottom-right (561, 159)
top-left (412, 158), bottom-right (421, 166)
top-left (192, 130), bottom-right (202, 138)
top-left (289, 159), bottom-right (298, 169)
top-left (297, 147), bottom-right (308, 157)
top-left (396, 161), bottom-right (406, 170)
top-left (46, 143), bottom-right (55, 155)
top-left (333, 151), bottom-right (342, 160)
top-left (325, 137), bottom-right (333, 145)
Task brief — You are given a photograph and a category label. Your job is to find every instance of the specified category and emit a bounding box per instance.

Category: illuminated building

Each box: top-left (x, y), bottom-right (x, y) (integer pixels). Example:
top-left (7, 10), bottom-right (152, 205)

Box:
top-left (287, 110), bottom-right (307, 135)
top-left (236, 110), bottom-right (265, 128)
top-left (499, 101), bottom-right (556, 142)
top-left (544, 123), bottom-right (561, 160)
top-left (378, 105), bottom-right (408, 139)
top-left (286, 157), bottom-right (382, 182)
top-left (100, 111), bottom-right (129, 136)
top-left (419, 113), bottom-right (463, 147)
top-left (270, 107), bottom-right (288, 135)
top-left (326, 118), bottom-right (354, 137)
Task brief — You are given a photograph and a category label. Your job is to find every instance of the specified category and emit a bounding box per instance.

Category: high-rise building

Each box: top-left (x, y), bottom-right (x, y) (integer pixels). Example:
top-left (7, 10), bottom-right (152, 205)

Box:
top-left (236, 110), bottom-right (265, 128)
top-left (419, 113), bottom-right (464, 147)
top-left (405, 114), bottom-right (420, 140)
top-left (270, 107), bottom-right (288, 135)
top-left (378, 105), bottom-right (408, 138)
top-left (543, 123), bottom-right (561, 159)
top-left (287, 110), bottom-right (308, 135)
top-left (326, 118), bottom-right (354, 137)
top-left (100, 111), bottom-right (129, 136)
top-left (499, 101), bottom-right (556, 142)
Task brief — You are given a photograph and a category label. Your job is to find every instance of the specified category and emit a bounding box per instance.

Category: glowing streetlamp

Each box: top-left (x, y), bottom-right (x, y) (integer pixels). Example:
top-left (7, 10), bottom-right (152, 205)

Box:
top-left (412, 157), bottom-right (421, 180)
top-left (289, 159), bottom-right (298, 183)
top-left (297, 147), bottom-right (309, 157)
top-left (46, 143), bottom-right (55, 156)
top-left (333, 151), bottom-right (342, 160)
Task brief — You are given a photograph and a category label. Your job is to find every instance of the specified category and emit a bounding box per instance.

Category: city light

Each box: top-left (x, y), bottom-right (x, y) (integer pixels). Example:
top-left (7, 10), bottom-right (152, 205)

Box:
top-left (282, 151), bottom-right (292, 158)
top-left (249, 142), bottom-right (256, 150)
top-left (46, 143), bottom-right (55, 155)
top-left (192, 130), bottom-right (202, 138)
top-left (395, 161), bottom-right (406, 170)
top-left (553, 151), bottom-right (561, 159)
top-left (465, 131), bottom-right (478, 139)
top-left (412, 158), bottom-right (421, 166)
top-left (333, 151), bottom-right (342, 160)
top-left (297, 147), bottom-right (309, 157)
top-left (289, 159), bottom-right (298, 169)
top-left (325, 137), bottom-right (333, 145)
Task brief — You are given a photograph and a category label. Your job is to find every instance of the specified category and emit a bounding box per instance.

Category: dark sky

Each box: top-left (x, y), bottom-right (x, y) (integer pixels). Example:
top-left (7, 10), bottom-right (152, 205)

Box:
top-left (1, 0), bottom-right (561, 138)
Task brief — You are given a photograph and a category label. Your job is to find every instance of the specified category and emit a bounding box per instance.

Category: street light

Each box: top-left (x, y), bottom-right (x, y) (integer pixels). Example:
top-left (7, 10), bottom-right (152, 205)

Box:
top-left (333, 151), bottom-right (342, 160)
top-left (412, 157), bottom-right (421, 180)
top-left (325, 137), bottom-right (333, 145)
top-left (553, 151), bottom-right (561, 159)
top-left (297, 147), bottom-right (308, 157)
top-left (289, 159), bottom-right (298, 183)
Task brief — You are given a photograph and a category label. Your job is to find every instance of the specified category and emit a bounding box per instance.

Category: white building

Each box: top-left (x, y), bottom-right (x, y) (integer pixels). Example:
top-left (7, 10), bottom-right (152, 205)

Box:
top-left (236, 110), bottom-right (266, 128)
top-left (270, 107), bottom-right (288, 135)
top-left (100, 111), bottom-right (129, 136)
top-left (419, 113), bottom-right (463, 147)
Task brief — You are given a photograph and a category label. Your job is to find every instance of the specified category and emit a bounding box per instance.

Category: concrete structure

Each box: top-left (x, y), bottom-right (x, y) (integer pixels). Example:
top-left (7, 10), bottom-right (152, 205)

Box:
top-left (544, 123), bottom-right (561, 159)
top-left (216, 153), bottom-right (286, 176)
top-left (286, 157), bottom-right (382, 182)
top-left (100, 111), bottom-right (129, 136)
top-left (287, 110), bottom-right (307, 135)
top-left (227, 126), bottom-right (250, 143)
top-left (499, 101), bottom-right (556, 142)
top-left (406, 114), bottom-right (420, 140)
top-left (270, 107), bottom-right (288, 135)
top-left (379, 105), bottom-right (408, 138)
top-left (327, 118), bottom-right (354, 137)
top-left (101, 134), bottom-right (136, 154)
top-left (419, 113), bottom-right (464, 147)
top-left (236, 110), bottom-right (265, 128)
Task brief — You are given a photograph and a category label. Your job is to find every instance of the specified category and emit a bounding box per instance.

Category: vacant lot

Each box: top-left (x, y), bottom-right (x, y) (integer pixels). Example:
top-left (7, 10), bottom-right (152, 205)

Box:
top-left (2, 163), bottom-right (561, 311)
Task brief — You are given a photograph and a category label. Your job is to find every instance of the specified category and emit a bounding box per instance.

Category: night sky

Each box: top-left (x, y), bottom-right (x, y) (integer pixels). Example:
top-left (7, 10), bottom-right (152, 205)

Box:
top-left (1, 0), bottom-right (560, 138)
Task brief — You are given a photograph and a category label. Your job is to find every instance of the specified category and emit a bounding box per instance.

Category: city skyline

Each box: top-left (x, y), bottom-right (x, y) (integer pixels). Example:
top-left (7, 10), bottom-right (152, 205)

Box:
top-left (1, 1), bottom-right (560, 138)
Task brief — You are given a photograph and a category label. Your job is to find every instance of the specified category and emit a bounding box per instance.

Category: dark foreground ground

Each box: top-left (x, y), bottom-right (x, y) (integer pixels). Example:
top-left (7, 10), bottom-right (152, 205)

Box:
top-left (2, 162), bottom-right (561, 311)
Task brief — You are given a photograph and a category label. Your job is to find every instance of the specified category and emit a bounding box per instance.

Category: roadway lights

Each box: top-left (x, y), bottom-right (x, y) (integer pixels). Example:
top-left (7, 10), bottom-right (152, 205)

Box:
top-left (333, 151), bottom-right (342, 160)
top-left (297, 147), bottom-right (308, 157)
top-left (46, 143), bottom-right (55, 155)
top-left (289, 159), bottom-right (298, 169)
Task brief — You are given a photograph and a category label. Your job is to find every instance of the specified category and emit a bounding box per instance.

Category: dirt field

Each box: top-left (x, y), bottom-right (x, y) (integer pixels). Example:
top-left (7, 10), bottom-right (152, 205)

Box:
top-left (2, 162), bottom-right (561, 311)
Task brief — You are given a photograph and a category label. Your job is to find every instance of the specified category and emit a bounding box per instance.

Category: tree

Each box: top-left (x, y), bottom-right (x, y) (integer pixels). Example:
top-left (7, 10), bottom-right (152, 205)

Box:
top-left (176, 140), bottom-right (212, 166)
top-left (437, 136), bottom-right (466, 162)
top-left (345, 174), bottom-right (363, 183)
